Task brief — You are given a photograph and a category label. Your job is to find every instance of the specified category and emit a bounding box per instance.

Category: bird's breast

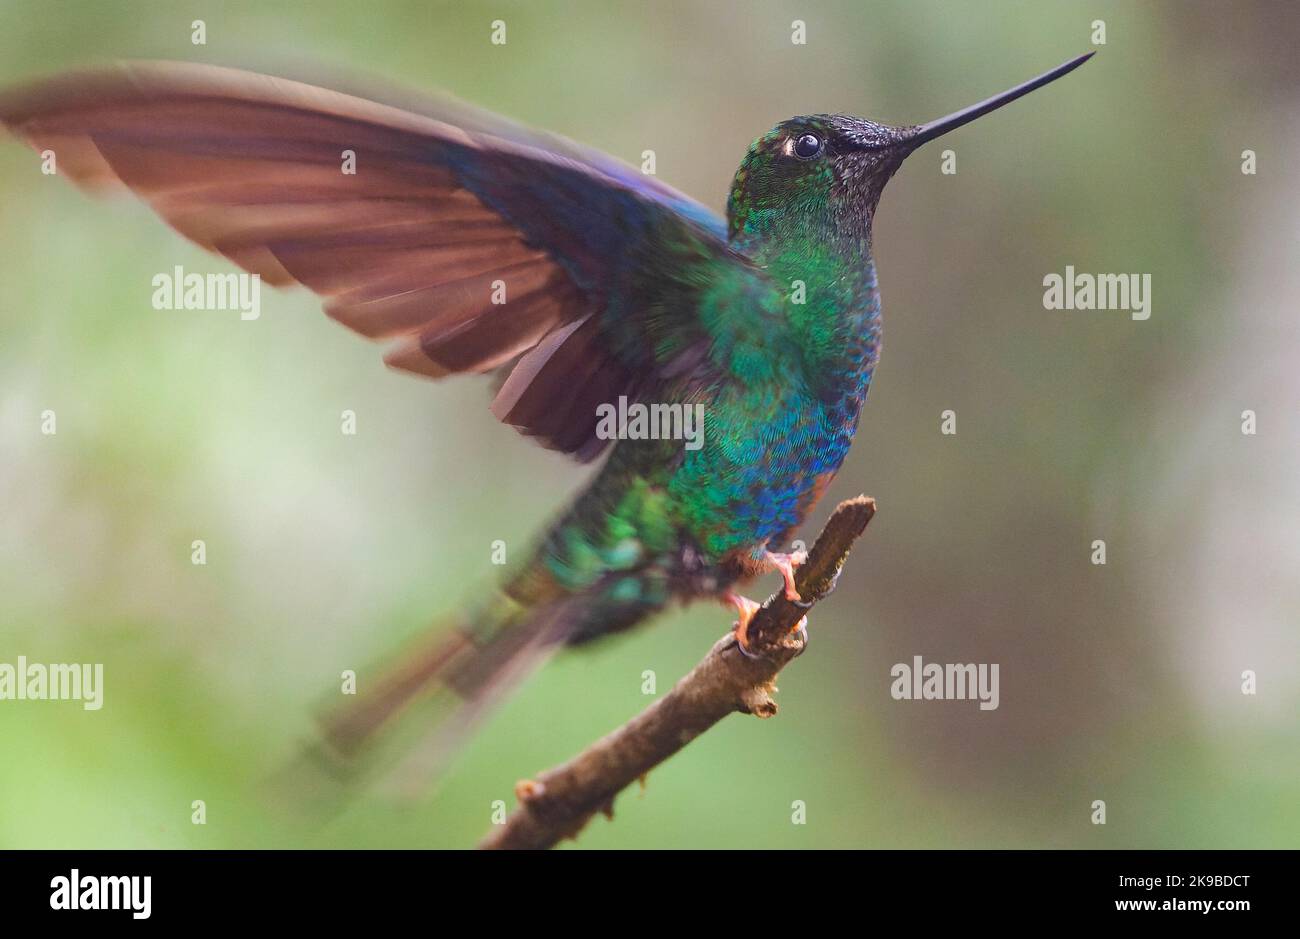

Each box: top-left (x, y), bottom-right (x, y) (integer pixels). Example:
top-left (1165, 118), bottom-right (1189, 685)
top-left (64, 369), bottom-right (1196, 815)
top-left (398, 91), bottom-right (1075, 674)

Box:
top-left (670, 376), bottom-right (869, 563)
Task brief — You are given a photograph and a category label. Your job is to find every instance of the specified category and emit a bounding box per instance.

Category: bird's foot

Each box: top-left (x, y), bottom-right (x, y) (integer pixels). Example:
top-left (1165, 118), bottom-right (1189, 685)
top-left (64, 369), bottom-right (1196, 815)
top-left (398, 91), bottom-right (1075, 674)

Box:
top-left (792, 615), bottom-right (809, 640)
top-left (790, 614), bottom-right (810, 655)
top-left (763, 548), bottom-right (808, 602)
top-left (722, 591), bottom-right (762, 658)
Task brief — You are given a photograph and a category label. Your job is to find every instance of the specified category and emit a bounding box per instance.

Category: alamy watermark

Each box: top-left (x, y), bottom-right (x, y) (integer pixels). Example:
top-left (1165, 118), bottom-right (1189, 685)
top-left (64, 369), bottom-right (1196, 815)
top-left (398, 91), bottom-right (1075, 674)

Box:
top-left (890, 655), bottom-right (999, 711)
top-left (50, 869), bottom-right (150, 919)
top-left (595, 396), bottom-right (705, 451)
top-left (0, 656), bottom-right (103, 710)
top-left (1042, 265), bottom-right (1151, 321)
top-left (151, 265), bottom-right (261, 320)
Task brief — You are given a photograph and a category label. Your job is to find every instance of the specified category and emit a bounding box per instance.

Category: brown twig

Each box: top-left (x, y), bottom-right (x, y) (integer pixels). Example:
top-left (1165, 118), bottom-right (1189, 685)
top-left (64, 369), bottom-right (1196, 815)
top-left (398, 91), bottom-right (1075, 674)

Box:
top-left (478, 495), bottom-right (877, 850)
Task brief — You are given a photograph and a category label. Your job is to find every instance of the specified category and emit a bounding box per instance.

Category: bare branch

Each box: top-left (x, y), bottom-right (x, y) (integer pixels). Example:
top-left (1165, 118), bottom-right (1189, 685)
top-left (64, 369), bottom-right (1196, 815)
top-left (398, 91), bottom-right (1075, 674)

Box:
top-left (479, 496), bottom-right (877, 850)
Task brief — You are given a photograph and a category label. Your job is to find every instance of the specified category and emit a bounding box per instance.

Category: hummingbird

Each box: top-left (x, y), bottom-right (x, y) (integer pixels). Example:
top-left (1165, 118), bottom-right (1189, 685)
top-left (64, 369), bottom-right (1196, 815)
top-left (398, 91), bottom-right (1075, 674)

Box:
top-left (0, 52), bottom-right (1091, 774)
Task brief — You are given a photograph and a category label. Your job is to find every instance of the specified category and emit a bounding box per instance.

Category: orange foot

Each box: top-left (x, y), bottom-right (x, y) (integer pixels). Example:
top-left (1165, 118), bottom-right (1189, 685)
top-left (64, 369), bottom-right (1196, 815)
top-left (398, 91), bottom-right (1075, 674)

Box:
top-left (722, 591), bottom-right (761, 656)
top-left (792, 614), bottom-right (809, 643)
top-left (763, 548), bottom-right (809, 602)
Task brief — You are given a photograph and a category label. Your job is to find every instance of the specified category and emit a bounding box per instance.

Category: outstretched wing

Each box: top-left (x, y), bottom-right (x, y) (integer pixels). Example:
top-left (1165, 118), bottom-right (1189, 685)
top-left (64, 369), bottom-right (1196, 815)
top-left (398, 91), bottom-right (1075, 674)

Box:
top-left (0, 61), bottom-right (782, 460)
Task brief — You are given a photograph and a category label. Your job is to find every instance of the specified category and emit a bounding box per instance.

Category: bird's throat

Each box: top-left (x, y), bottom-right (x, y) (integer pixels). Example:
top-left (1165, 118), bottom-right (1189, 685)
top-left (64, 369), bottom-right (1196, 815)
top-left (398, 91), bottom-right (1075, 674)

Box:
top-left (750, 225), bottom-right (883, 399)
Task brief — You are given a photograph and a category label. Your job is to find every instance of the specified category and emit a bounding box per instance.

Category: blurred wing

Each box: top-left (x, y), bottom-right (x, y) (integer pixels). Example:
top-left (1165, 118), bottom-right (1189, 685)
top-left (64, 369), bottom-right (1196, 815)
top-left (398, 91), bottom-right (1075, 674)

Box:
top-left (0, 61), bottom-right (775, 460)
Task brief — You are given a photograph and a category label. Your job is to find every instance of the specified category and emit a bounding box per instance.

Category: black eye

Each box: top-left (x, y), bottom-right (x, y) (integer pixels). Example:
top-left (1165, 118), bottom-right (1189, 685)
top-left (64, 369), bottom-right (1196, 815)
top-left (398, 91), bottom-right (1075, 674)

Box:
top-left (793, 133), bottom-right (823, 160)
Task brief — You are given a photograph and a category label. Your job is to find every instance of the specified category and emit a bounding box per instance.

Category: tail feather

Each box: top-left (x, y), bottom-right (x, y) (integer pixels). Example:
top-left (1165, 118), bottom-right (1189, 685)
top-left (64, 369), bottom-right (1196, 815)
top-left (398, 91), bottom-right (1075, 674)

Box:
top-left (274, 561), bottom-right (666, 809)
top-left (381, 605), bottom-right (578, 795)
top-left (318, 627), bottom-right (473, 759)
top-left (309, 590), bottom-right (580, 794)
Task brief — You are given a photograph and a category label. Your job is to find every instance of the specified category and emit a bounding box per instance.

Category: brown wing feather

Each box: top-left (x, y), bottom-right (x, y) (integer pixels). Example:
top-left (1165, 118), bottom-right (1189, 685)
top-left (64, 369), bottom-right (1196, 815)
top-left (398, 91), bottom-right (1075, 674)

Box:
top-left (0, 61), bottom-right (647, 457)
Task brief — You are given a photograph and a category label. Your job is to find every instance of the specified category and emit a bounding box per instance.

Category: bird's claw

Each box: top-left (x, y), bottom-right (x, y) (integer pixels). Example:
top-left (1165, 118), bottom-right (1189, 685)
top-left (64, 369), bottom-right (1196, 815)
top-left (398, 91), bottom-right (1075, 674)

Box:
top-left (723, 592), bottom-right (762, 656)
top-left (791, 616), bottom-right (809, 655)
top-left (734, 633), bottom-right (763, 660)
top-left (724, 590), bottom-right (810, 659)
top-left (763, 548), bottom-right (808, 602)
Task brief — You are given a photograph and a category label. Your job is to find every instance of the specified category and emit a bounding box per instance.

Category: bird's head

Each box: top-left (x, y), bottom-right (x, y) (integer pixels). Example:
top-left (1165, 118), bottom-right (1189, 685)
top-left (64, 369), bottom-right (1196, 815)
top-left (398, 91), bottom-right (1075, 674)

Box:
top-left (726, 114), bottom-right (912, 243)
top-left (726, 53), bottom-right (1094, 246)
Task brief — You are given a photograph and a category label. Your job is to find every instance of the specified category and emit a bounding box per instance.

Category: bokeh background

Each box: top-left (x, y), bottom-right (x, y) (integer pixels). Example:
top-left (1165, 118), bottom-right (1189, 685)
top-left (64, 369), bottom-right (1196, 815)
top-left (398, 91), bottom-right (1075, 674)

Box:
top-left (1, 0), bottom-right (1296, 849)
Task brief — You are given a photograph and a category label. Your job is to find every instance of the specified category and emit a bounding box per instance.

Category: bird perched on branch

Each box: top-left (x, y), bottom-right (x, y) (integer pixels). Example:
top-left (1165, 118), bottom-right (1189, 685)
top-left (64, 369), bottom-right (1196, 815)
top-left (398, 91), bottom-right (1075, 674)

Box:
top-left (0, 52), bottom-right (1090, 778)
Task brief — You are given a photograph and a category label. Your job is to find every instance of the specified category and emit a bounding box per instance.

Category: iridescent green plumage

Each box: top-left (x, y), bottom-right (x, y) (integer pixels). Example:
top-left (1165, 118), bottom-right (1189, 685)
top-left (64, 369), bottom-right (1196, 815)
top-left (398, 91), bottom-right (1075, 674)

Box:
top-left (519, 114), bottom-right (902, 635)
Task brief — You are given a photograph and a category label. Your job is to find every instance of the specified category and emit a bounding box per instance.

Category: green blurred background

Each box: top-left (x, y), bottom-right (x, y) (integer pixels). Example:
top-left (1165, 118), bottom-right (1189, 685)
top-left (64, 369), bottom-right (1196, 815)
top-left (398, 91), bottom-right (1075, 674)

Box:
top-left (1, 0), bottom-right (1296, 849)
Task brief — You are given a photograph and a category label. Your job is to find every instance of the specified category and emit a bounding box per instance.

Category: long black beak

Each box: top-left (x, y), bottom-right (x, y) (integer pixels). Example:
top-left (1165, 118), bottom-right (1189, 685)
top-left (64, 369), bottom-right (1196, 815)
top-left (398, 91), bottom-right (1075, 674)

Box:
top-left (903, 52), bottom-right (1094, 148)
